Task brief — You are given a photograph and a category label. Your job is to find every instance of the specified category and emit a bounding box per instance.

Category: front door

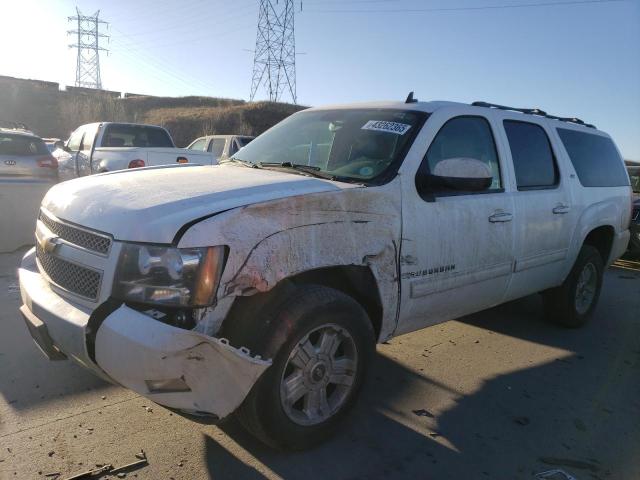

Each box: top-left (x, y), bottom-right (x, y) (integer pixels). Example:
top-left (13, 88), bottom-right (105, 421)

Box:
top-left (396, 114), bottom-right (515, 336)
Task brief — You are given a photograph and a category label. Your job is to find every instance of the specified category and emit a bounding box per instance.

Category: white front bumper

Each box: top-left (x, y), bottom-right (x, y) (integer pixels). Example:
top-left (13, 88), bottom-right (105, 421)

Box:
top-left (19, 248), bottom-right (271, 419)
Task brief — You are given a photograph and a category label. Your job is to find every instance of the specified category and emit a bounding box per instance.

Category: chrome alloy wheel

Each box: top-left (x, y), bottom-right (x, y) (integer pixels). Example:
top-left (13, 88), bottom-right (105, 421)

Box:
top-left (575, 262), bottom-right (597, 315)
top-left (280, 324), bottom-right (358, 426)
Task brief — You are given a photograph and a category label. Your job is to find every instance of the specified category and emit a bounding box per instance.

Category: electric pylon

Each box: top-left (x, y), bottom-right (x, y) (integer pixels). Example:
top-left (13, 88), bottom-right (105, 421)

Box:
top-left (250, 0), bottom-right (298, 104)
top-left (68, 7), bottom-right (109, 89)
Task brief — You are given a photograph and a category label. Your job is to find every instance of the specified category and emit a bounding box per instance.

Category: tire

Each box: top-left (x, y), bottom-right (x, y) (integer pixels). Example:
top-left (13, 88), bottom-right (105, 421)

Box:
top-left (233, 284), bottom-right (375, 450)
top-left (543, 245), bottom-right (604, 328)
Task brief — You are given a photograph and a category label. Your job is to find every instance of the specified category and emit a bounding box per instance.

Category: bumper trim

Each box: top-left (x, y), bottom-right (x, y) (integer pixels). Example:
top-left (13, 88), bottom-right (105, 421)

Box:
top-left (19, 304), bottom-right (67, 361)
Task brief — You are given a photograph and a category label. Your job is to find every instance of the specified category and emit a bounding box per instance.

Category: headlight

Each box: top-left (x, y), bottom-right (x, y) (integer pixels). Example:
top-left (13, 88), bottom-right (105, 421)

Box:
top-left (112, 244), bottom-right (227, 307)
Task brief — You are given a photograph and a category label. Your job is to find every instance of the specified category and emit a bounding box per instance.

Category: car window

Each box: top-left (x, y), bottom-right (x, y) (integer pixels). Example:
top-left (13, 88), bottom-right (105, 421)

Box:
top-left (67, 128), bottom-right (84, 152)
top-left (228, 139), bottom-right (239, 157)
top-left (80, 124), bottom-right (99, 152)
top-left (628, 168), bottom-right (640, 193)
top-left (188, 138), bottom-right (207, 151)
top-left (504, 120), bottom-right (558, 189)
top-left (208, 138), bottom-right (226, 158)
top-left (233, 109), bottom-right (426, 182)
top-left (0, 133), bottom-right (49, 156)
top-left (237, 137), bottom-right (253, 147)
top-left (421, 116), bottom-right (502, 193)
top-left (102, 124), bottom-right (174, 148)
top-left (557, 129), bottom-right (629, 187)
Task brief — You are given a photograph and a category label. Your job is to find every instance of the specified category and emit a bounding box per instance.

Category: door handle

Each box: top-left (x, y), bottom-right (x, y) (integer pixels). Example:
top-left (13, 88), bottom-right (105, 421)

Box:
top-left (489, 211), bottom-right (513, 223)
top-left (552, 204), bottom-right (571, 214)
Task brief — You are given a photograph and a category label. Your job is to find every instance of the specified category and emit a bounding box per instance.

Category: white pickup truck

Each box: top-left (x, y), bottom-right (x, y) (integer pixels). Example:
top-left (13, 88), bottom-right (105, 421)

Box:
top-left (55, 122), bottom-right (213, 180)
top-left (19, 98), bottom-right (632, 450)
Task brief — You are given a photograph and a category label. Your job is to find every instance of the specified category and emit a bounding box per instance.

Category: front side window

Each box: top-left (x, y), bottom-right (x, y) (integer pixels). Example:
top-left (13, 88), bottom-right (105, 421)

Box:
top-left (557, 128), bottom-right (629, 187)
top-left (504, 120), bottom-right (558, 189)
top-left (421, 116), bottom-right (502, 193)
top-left (208, 138), bottom-right (226, 158)
top-left (67, 128), bottom-right (84, 152)
top-left (188, 138), bottom-right (207, 151)
top-left (102, 125), bottom-right (174, 148)
top-left (230, 109), bottom-right (427, 183)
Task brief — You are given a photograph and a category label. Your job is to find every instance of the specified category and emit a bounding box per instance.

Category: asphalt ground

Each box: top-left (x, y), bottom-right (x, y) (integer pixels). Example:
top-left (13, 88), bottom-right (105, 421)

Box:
top-left (1, 249), bottom-right (638, 480)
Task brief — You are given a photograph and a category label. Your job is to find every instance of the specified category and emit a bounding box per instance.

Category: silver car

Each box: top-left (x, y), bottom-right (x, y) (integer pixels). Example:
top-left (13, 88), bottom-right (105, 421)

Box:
top-left (0, 128), bottom-right (58, 252)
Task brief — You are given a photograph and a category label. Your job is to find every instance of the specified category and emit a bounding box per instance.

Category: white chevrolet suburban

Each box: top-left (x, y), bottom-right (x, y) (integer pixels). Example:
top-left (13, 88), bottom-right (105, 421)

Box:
top-left (18, 97), bottom-right (632, 449)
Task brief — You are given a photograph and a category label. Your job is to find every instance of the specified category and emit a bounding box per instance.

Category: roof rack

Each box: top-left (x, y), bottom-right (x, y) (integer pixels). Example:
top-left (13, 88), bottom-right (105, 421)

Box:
top-left (471, 101), bottom-right (595, 129)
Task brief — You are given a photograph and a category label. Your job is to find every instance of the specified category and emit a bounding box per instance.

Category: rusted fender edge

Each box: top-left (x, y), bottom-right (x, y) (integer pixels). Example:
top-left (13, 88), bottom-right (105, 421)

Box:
top-left (95, 305), bottom-right (271, 418)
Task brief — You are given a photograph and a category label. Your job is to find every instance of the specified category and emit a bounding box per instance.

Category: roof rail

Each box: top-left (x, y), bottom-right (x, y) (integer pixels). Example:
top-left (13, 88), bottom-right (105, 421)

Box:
top-left (471, 101), bottom-right (595, 129)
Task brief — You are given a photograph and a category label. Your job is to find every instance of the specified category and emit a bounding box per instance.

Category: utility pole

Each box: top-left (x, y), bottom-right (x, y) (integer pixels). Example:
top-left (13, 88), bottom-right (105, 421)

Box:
top-left (68, 7), bottom-right (109, 89)
top-left (250, 0), bottom-right (298, 104)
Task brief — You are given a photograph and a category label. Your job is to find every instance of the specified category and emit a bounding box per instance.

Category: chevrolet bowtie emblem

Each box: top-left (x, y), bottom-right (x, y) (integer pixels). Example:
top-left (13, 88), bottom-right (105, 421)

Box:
top-left (40, 234), bottom-right (61, 254)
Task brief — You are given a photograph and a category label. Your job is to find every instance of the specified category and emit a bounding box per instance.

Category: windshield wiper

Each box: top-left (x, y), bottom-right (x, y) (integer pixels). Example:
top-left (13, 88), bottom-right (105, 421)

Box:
top-left (219, 157), bottom-right (258, 168)
top-left (258, 161), bottom-right (338, 180)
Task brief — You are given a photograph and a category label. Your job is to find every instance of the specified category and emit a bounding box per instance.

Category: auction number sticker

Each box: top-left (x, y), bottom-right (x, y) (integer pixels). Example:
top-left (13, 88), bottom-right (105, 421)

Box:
top-left (361, 120), bottom-right (412, 135)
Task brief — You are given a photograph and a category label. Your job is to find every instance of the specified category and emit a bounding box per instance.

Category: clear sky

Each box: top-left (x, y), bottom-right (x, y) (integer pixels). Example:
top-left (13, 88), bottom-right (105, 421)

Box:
top-left (2, 0), bottom-right (639, 159)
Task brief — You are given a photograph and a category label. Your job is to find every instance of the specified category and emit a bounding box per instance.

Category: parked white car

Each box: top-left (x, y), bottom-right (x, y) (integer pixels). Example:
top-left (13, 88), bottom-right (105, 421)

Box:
top-left (186, 134), bottom-right (254, 162)
top-left (19, 97), bottom-right (632, 449)
top-left (55, 122), bottom-right (213, 179)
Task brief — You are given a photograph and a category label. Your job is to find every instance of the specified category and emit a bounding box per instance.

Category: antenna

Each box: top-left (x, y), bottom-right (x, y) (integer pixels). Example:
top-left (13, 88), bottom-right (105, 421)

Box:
top-left (405, 91), bottom-right (418, 103)
top-left (250, 0), bottom-right (298, 104)
top-left (68, 7), bottom-right (109, 89)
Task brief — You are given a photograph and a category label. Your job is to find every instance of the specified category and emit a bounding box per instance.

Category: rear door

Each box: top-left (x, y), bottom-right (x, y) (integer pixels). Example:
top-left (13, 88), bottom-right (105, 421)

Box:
top-left (0, 132), bottom-right (55, 180)
top-left (497, 115), bottom-right (575, 300)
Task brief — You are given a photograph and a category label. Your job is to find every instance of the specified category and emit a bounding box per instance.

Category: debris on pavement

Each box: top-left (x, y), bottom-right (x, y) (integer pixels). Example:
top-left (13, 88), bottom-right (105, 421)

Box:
top-left (412, 409), bottom-right (434, 418)
top-left (61, 452), bottom-right (148, 480)
top-left (513, 416), bottom-right (530, 426)
top-left (539, 457), bottom-right (600, 472)
top-left (535, 469), bottom-right (577, 480)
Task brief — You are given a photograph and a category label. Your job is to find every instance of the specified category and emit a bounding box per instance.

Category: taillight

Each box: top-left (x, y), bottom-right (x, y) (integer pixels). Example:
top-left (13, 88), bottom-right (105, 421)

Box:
top-left (128, 159), bottom-right (145, 169)
top-left (37, 155), bottom-right (57, 169)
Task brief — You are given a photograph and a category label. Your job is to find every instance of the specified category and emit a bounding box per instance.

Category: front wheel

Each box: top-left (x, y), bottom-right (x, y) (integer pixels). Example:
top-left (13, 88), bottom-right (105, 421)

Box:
top-left (234, 285), bottom-right (375, 450)
top-left (543, 245), bottom-right (604, 328)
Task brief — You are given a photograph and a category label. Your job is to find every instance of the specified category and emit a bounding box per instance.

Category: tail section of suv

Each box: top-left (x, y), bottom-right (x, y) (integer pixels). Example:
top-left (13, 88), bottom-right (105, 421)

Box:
top-left (18, 97), bottom-right (631, 449)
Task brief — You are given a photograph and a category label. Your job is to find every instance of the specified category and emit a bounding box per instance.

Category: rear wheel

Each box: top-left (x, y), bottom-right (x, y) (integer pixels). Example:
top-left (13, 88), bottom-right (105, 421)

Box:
top-left (543, 245), bottom-right (604, 328)
top-left (233, 285), bottom-right (375, 450)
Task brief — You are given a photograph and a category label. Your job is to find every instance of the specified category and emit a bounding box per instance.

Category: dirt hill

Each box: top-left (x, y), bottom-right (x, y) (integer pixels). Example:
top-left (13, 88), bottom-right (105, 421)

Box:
top-left (0, 76), bottom-right (305, 146)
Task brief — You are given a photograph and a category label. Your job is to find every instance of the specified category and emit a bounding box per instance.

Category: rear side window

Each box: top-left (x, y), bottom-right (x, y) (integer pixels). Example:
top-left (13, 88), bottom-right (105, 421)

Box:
top-left (504, 121), bottom-right (558, 189)
top-left (102, 125), bottom-right (174, 148)
top-left (0, 134), bottom-right (49, 156)
top-left (557, 129), bottom-right (629, 187)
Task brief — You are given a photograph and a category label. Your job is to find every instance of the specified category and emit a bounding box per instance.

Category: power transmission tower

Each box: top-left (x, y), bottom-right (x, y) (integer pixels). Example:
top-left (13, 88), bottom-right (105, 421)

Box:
top-left (250, 0), bottom-right (298, 104)
top-left (68, 7), bottom-right (109, 89)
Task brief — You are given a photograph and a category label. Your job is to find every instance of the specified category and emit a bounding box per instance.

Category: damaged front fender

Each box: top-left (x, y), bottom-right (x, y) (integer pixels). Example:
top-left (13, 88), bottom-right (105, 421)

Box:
top-left (95, 305), bottom-right (271, 419)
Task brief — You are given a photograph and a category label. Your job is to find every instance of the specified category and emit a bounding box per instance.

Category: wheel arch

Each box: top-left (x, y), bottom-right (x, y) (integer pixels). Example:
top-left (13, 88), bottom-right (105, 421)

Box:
top-left (219, 265), bottom-right (385, 347)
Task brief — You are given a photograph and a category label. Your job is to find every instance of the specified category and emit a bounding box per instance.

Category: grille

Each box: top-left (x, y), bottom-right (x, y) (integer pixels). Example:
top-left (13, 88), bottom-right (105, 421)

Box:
top-left (39, 211), bottom-right (111, 255)
top-left (36, 245), bottom-right (102, 300)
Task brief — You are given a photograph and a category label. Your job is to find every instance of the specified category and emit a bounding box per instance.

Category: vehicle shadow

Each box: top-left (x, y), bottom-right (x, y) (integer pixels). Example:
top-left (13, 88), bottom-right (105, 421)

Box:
top-left (203, 271), bottom-right (639, 479)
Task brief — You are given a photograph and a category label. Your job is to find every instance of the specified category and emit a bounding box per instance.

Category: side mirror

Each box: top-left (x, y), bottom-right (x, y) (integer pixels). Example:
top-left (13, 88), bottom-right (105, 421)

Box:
top-left (425, 157), bottom-right (493, 192)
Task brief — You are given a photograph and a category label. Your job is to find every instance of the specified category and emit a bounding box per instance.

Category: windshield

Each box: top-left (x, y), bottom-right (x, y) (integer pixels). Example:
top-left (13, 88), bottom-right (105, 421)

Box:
top-left (0, 133), bottom-right (49, 156)
top-left (629, 168), bottom-right (640, 193)
top-left (230, 109), bottom-right (426, 182)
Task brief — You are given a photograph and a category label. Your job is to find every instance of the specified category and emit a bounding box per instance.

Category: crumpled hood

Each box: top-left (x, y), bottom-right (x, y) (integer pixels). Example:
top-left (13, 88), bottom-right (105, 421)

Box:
top-left (42, 164), bottom-right (355, 243)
